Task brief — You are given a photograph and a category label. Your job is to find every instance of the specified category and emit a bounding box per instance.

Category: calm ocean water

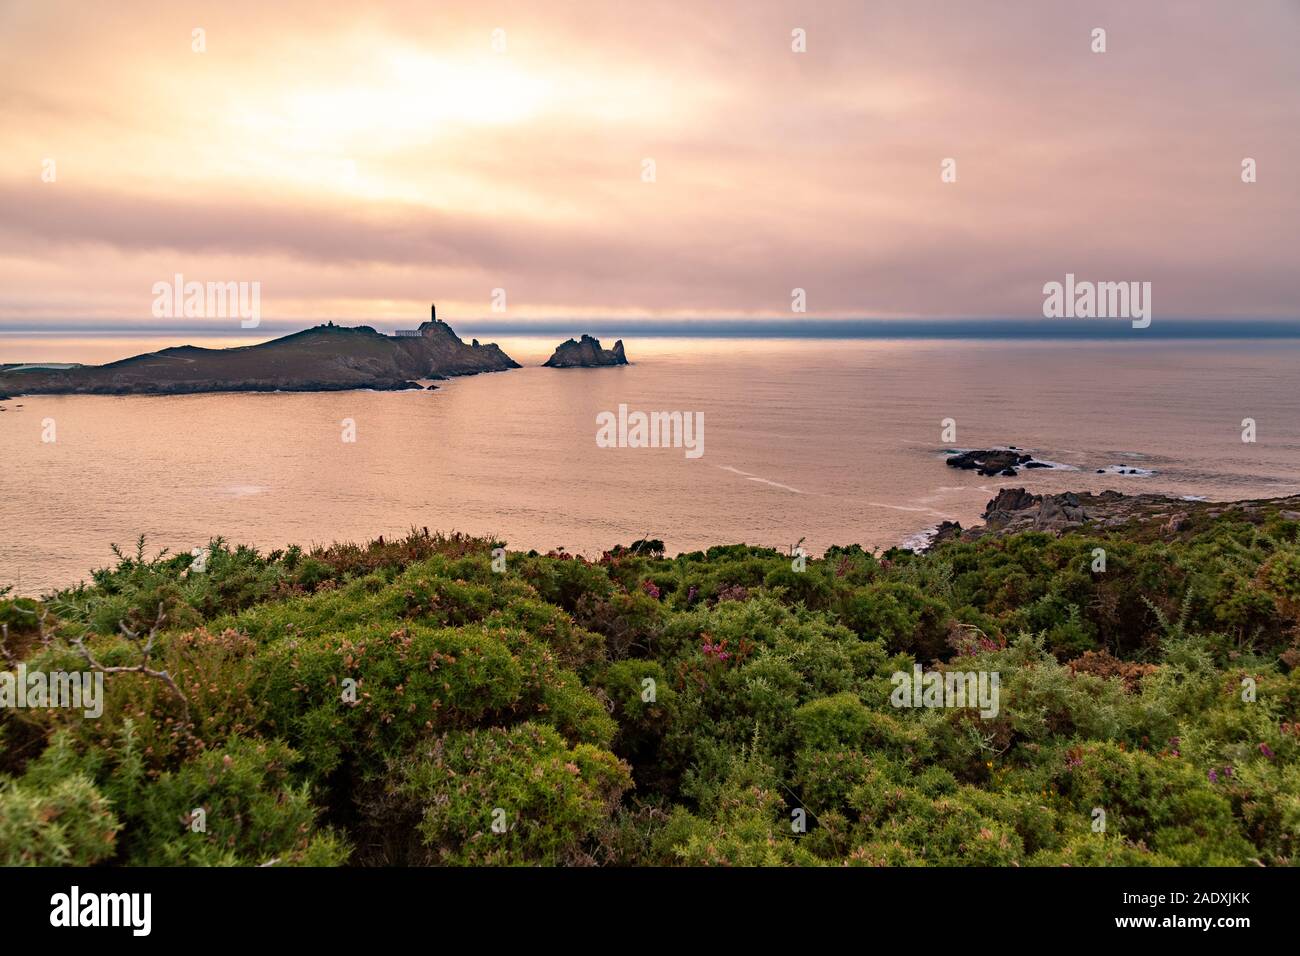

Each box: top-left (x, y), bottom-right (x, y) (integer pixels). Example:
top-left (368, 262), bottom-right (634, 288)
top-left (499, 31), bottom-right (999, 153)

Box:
top-left (3, 335), bottom-right (1299, 595)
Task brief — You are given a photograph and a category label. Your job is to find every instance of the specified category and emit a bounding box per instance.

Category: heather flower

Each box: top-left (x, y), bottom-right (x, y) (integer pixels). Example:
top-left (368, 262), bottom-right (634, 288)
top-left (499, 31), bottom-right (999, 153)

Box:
top-left (642, 580), bottom-right (660, 599)
top-left (715, 584), bottom-right (750, 603)
top-left (1259, 742), bottom-right (1275, 759)
top-left (1208, 769), bottom-right (1219, 783)
top-left (701, 638), bottom-right (731, 662)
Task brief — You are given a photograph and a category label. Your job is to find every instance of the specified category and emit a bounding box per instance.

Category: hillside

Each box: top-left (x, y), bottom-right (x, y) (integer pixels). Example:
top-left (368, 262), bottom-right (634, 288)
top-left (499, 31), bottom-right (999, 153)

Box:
top-left (2, 493), bottom-right (1297, 866)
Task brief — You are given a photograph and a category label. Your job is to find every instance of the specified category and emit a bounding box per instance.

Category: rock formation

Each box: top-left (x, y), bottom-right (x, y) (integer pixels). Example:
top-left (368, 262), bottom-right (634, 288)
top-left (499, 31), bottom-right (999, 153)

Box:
top-left (0, 305), bottom-right (519, 396)
top-left (981, 488), bottom-right (1090, 531)
top-left (921, 487), bottom-right (1300, 550)
top-left (945, 448), bottom-right (1048, 477)
top-left (543, 334), bottom-right (628, 368)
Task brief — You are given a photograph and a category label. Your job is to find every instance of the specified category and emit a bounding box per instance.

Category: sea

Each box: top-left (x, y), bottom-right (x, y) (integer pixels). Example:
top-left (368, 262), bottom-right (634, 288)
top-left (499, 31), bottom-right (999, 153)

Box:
top-left (3, 333), bottom-right (1299, 595)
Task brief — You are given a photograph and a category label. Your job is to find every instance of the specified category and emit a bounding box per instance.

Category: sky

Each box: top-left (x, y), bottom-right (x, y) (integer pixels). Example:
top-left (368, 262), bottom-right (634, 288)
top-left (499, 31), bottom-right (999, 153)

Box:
top-left (1, 0), bottom-right (1298, 330)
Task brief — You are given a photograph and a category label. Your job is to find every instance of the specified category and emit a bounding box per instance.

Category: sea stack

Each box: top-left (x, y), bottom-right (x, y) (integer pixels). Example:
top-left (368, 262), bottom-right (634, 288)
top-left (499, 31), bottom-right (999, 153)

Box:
top-left (543, 334), bottom-right (628, 368)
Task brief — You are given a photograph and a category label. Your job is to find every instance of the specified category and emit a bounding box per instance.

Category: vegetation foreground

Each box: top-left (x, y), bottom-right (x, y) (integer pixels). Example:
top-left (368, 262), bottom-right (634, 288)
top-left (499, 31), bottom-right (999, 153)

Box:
top-left (2, 503), bottom-right (1299, 867)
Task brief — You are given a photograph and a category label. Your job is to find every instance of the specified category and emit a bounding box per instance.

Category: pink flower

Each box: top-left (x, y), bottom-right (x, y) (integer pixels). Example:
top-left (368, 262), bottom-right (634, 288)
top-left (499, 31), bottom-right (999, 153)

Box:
top-left (701, 639), bottom-right (731, 662)
top-left (642, 580), bottom-right (660, 599)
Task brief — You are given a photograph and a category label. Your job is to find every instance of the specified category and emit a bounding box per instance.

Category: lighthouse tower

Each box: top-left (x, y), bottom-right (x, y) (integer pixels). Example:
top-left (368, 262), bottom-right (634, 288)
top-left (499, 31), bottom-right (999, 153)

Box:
top-left (392, 303), bottom-right (440, 338)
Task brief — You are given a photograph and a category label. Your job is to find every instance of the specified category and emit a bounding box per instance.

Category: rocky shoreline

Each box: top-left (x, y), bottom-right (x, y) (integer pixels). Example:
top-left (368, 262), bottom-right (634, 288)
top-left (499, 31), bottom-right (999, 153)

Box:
top-left (924, 487), bottom-right (1300, 550)
top-left (0, 379), bottom-right (432, 396)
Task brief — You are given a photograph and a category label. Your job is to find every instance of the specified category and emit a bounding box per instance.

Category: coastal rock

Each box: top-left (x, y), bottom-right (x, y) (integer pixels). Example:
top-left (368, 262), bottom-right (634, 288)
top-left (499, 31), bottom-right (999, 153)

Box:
top-left (1036, 492), bottom-right (1088, 531)
top-left (392, 310), bottom-right (520, 377)
top-left (0, 304), bottom-right (519, 396)
top-left (543, 334), bottom-right (628, 368)
top-left (983, 487), bottom-right (1038, 517)
top-left (979, 488), bottom-right (1090, 532)
top-left (924, 488), bottom-right (1300, 551)
top-left (931, 520), bottom-right (964, 545)
top-left (946, 448), bottom-right (1040, 476)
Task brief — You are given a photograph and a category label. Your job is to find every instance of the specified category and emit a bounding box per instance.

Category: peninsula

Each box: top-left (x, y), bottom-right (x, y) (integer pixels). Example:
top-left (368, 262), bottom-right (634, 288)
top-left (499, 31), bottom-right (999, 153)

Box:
top-left (0, 305), bottom-right (519, 396)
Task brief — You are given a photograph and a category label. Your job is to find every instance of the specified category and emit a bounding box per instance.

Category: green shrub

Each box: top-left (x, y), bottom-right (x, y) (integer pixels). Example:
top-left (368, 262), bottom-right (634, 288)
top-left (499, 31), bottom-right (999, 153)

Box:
top-left (6, 506), bottom-right (1298, 867)
top-left (126, 736), bottom-right (347, 866)
top-left (0, 772), bottom-right (120, 866)
top-left (255, 623), bottom-right (528, 778)
top-left (1049, 742), bottom-right (1254, 865)
top-left (843, 582), bottom-right (951, 659)
top-left (384, 723), bottom-right (630, 865)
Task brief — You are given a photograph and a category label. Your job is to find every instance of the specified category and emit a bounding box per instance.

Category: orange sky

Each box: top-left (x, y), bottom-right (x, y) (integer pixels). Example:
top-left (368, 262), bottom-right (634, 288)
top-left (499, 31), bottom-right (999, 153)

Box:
top-left (1, 0), bottom-right (1298, 326)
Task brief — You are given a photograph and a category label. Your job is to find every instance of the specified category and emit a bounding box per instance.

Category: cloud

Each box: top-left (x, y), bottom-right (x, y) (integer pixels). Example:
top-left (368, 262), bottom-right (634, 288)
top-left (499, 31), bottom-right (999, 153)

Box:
top-left (1, 0), bottom-right (1298, 322)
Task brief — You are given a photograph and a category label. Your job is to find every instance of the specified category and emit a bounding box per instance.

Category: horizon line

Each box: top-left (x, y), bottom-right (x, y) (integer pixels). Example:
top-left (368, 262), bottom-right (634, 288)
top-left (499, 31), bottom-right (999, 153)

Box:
top-left (4, 317), bottom-right (1300, 341)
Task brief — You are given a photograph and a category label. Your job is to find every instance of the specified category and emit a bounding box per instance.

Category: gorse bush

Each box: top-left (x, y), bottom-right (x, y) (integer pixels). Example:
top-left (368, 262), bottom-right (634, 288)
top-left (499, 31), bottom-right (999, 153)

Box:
top-left (126, 735), bottom-right (349, 866)
top-left (378, 722), bottom-right (631, 865)
top-left (0, 769), bottom-right (120, 866)
top-left (1, 507), bottom-right (1297, 866)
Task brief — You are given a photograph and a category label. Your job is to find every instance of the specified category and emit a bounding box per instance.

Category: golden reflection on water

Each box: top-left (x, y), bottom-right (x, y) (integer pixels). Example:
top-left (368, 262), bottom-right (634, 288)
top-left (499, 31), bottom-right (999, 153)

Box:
top-left (3, 337), bottom-right (1299, 594)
